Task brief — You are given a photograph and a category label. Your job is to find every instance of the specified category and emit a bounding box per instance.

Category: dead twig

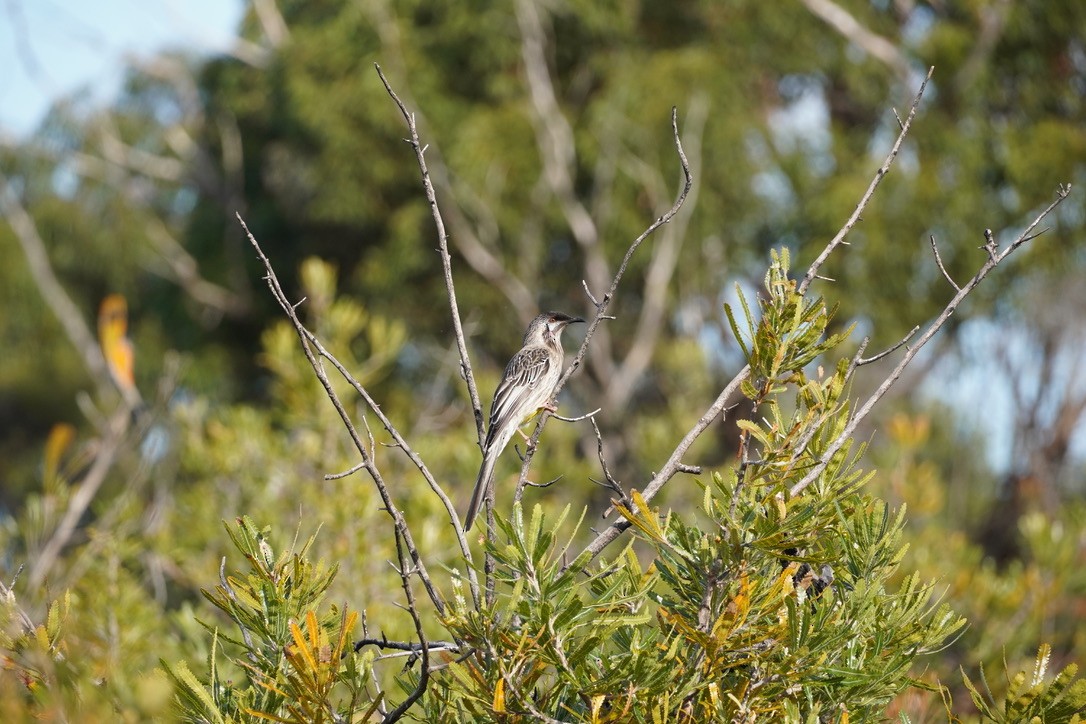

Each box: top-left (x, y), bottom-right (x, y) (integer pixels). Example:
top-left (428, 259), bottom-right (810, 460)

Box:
top-left (375, 64), bottom-right (485, 446)
top-left (929, 235), bottom-right (961, 292)
top-left (572, 70), bottom-right (934, 570)
top-left (237, 213), bottom-right (472, 612)
top-left (516, 106), bottom-right (693, 501)
top-left (790, 185), bottom-right (1072, 496)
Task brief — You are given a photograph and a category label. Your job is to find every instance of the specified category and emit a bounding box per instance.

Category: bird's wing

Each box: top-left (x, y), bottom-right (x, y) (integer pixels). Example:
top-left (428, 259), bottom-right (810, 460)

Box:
top-left (484, 346), bottom-right (553, 450)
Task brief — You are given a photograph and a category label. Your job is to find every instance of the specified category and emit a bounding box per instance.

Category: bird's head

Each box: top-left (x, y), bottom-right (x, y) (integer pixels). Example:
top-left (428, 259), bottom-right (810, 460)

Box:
top-left (526, 311), bottom-right (584, 345)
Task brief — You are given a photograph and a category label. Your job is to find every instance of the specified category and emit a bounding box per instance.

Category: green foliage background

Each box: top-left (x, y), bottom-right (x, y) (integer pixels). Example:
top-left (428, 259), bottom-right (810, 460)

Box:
top-left (1, 0), bottom-right (1085, 720)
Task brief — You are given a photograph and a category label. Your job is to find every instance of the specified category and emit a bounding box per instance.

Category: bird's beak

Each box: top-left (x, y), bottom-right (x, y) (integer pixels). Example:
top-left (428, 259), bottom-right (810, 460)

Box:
top-left (569, 316), bottom-right (585, 324)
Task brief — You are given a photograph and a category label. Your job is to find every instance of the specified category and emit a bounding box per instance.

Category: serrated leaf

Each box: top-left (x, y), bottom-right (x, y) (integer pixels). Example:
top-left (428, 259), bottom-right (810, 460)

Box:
top-left (724, 301), bottom-right (751, 361)
top-left (162, 659), bottom-right (227, 724)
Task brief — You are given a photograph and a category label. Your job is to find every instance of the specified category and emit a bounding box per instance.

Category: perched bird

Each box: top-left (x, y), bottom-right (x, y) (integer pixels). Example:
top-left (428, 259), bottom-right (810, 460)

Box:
top-left (465, 311), bottom-right (584, 530)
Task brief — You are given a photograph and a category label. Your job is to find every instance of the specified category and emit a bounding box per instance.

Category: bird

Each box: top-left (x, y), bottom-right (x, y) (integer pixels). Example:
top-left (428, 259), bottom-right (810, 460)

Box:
top-left (464, 311), bottom-right (584, 530)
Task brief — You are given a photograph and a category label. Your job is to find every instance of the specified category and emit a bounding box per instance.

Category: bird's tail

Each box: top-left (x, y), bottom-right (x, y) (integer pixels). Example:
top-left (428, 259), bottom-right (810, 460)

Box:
top-left (464, 452), bottom-right (498, 531)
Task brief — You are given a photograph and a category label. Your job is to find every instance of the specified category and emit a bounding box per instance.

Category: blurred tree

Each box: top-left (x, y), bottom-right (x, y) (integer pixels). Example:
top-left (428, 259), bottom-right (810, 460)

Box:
top-left (3, 0), bottom-right (1084, 494)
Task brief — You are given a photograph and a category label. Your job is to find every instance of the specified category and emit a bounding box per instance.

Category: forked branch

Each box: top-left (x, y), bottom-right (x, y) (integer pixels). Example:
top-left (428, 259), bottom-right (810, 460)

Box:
top-left (514, 107), bottom-right (693, 501)
top-left (789, 185), bottom-right (1071, 496)
top-left (237, 213), bottom-right (477, 612)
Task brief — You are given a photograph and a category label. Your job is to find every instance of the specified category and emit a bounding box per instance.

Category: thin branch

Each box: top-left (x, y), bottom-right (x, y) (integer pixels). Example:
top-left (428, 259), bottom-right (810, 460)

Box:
top-left (590, 418), bottom-right (627, 507)
top-left (606, 92), bottom-right (709, 412)
top-left (571, 368), bottom-right (749, 570)
top-left (0, 172), bottom-right (114, 398)
top-left (523, 476), bottom-right (562, 490)
top-left (581, 279), bottom-right (600, 307)
top-left (376, 64), bottom-right (485, 445)
top-left (325, 461), bottom-right (366, 481)
top-left (571, 74), bottom-right (938, 569)
top-left (982, 227), bottom-right (999, 262)
top-left (798, 67), bottom-right (933, 295)
top-left (354, 637), bottom-right (459, 654)
top-left (551, 408), bottom-right (601, 423)
top-left (383, 530), bottom-right (429, 723)
top-left (516, 107), bottom-right (693, 492)
top-left (503, 669), bottom-right (566, 724)
top-left (237, 214), bottom-right (464, 613)
top-left (857, 325), bottom-right (919, 366)
top-left (800, 0), bottom-right (912, 83)
top-left (790, 184), bottom-right (1072, 496)
top-left (516, 0), bottom-right (616, 377)
top-left (0, 566), bottom-right (34, 634)
top-left (929, 234), bottom-right (961, 291)
top-left (28, 408), bottom-right (129, 590)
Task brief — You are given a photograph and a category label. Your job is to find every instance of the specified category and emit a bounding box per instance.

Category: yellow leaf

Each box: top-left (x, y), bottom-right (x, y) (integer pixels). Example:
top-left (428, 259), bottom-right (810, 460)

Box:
top-left (43, 423), bottom-right (75, 485)
top-left (493, 677), bottom-right (506, 713)
top-left (98, 294), bottom-right (139, 400)
top-left (289, 619), bottom-right (318, 672)
top-left (614, 490), bottom-right (667, 545)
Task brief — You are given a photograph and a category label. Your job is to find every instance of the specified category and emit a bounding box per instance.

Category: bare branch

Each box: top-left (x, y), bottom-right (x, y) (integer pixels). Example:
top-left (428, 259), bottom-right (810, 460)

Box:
top-left (383, 530), bottom-right (429, 723)
top-left (551, 408), bottom-right (601, 423)
top-left (929, 235), bottom-right (961, 291)
top-left (571, 367), bottom-right (749, 569)
top-left (857, 325), bottom-right (919, 366)
top-left (0, 566), bottom-right (34, 634)
top-left (581, 279), bottom-right (601, 307)
top-left (800, 0), bottom-right (911, 83)
top-left (325, 461), bottom-right (366, 481)
top-left (517, 107), bottom-right (694, 497)
top-left (376, 64), bottom-right (486, 445)
top-left (790, 184), bottom-right (1072, 497)
top-left (606, 93), bottom-right (709, 412)
top-left (237, 213), bottom-right (473, 612)
top-left (590, 418), bottom-right (627, 508)
top-left (798, 67), bottom-right (933, 295)
top-left (523, 476), bottom-right (562, 490)
top-left (354, 637), bottom-right (459, 655)
top-left (982, 227), bottom-right (999, 262)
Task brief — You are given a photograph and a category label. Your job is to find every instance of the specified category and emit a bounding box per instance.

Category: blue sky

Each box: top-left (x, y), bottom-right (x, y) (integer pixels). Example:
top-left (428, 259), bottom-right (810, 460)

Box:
top-left (0, 0), bottom-right (244, 139)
